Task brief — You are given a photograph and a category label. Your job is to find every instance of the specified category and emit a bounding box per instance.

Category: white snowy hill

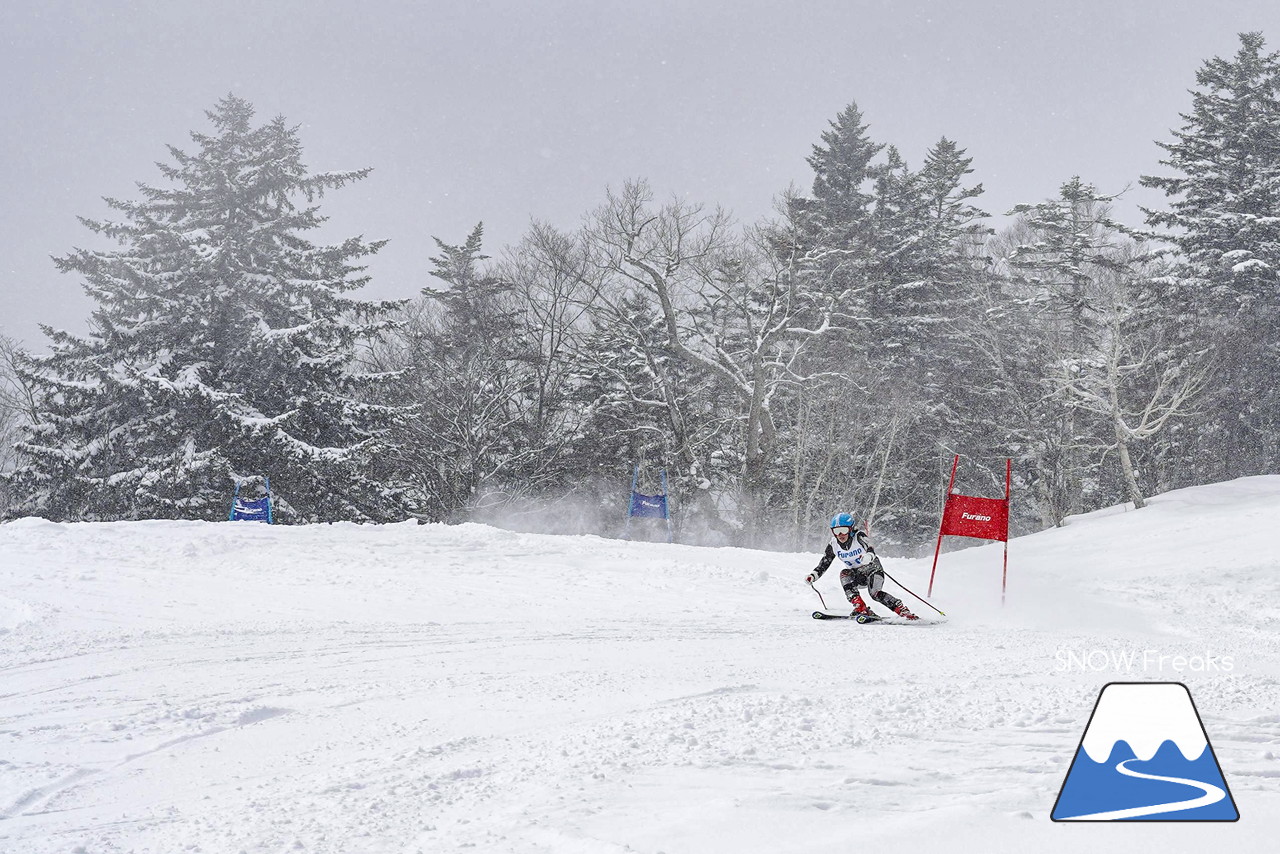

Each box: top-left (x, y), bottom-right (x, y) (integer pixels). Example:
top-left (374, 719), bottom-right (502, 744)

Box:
top-left (2, 477), bottom-right (1279, 853)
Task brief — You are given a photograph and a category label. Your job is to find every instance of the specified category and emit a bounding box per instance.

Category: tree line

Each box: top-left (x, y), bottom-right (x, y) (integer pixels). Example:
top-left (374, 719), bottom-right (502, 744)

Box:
top-left (2, 33), bottom-right (1277, 551)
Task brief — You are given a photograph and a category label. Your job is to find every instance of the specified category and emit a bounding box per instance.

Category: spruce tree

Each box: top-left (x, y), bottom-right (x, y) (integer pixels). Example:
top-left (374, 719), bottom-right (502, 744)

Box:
top-left (787, 103), bottom-right (995, 543)
top-left (869, 137), bottom-right (990, 375)
top-left (1140, 31), bottom-right (1280, 476)
top-left (8, 96), bottom-right (408, 522)
top-left (804, 102), bottom-right (886, 232)
top-left (1005, 177), bottom-right (1134, 519)
top-left (421, 224), bottom-right (519, 352)
top-left (866, 138), bottom-right (992, 539)
top-left (394, 225), bottom-right (529, 520)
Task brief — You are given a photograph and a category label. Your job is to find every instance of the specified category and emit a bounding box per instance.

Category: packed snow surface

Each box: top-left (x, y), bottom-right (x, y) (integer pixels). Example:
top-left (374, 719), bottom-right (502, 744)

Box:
top-left (2, 478), bottom-right (1280, 853)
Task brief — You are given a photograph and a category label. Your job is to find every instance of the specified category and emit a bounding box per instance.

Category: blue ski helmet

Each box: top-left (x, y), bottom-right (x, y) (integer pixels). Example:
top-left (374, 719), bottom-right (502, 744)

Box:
top-left (830, 512), bottom-right (856, 531)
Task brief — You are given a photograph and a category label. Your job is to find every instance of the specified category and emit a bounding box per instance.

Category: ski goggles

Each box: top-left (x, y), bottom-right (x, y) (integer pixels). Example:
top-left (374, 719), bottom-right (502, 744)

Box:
top-left (831, 526), bottom-right (852, 536)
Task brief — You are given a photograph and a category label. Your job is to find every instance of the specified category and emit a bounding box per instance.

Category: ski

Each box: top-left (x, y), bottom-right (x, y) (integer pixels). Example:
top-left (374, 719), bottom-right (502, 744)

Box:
top-left (811, 610), bottom-right (882, 623)
top-left (811, 611), bottom-right (939, 626)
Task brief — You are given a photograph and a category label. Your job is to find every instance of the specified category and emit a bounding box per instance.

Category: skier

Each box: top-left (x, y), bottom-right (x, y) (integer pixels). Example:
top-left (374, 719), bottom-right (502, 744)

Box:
top-left (805, 513), bottom-right (918, 620)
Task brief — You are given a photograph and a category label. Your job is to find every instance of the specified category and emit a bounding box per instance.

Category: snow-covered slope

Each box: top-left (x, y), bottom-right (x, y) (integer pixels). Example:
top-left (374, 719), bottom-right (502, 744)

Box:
top-left (2, 478), bottom-right (1279, 853)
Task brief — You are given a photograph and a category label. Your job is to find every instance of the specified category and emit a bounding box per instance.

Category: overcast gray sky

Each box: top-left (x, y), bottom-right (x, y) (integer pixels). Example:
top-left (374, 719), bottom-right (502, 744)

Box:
top-left (4, 0), bottom-right (1279, 348)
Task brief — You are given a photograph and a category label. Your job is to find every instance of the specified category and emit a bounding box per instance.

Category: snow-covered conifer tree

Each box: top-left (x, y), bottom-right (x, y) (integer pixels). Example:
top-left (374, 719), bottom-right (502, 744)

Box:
top-left (378, 225), bottom-right (521, 520)
top-left (8, 96), bottom-right (408, 522)
top-left (1141, 31), bottom-right (1280, 476)
top-left (1003, 178), bottom-right (1134, 520)
top-left (864, 138), bottom-right (993, 538)
top-left (803, 102), bottom-right (885, 229)
top-left (787, 107), bottom-right (994, 542)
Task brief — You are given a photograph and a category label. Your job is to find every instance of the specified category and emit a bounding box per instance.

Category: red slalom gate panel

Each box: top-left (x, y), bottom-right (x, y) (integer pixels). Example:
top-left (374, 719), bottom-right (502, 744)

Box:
top-left (940, 493), bottom-right (1009, 542)
top-left (928, 457), bottom-right (1012, 603)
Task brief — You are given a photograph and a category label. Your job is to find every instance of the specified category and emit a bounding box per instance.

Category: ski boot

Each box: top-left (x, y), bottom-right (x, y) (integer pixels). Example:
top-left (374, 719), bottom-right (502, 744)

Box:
top-left (892, 602), bottom-right (920, 621)
top-left (849, 593), bottom-right (878, 620)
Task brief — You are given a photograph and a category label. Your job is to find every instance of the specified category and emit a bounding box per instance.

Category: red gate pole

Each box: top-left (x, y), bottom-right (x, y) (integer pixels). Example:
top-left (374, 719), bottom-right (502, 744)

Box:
top-left (1001, 458), bottom-right (1011, 606)
top-left (928, 455), bottom-right (960, 597)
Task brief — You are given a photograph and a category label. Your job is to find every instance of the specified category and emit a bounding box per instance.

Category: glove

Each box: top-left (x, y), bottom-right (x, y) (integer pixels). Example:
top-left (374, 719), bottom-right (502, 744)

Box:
top-left (805, 572), bottom-right (818, 585)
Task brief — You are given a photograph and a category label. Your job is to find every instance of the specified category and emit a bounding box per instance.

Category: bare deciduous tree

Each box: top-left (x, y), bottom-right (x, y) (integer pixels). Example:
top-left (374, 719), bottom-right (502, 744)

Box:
top-left (587, 180), bottom-right (849, 543)
top-left (0, 332), bottom-right (39, 515)
top-left (1054, 266), bottom-right (1215, 509)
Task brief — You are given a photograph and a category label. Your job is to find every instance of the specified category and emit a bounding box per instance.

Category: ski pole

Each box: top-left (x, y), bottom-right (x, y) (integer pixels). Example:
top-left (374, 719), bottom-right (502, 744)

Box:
top-left (881, 569), bottom-right (947, 617)
top-left (807, 579), bottom-right (828, 611)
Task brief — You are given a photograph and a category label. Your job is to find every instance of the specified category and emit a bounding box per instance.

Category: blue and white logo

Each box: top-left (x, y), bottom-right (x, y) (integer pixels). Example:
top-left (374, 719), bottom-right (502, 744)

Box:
top-left (1052, 682), bottom-right (1239, 821)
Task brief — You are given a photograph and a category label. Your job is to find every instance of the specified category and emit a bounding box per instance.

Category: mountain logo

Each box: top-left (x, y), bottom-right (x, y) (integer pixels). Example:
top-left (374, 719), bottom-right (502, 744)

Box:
top-left (1052, 682), bottom-right (1239, 821)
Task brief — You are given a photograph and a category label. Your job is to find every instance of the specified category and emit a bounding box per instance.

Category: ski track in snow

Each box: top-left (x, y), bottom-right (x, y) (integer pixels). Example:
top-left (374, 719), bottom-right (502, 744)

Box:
top-left (1, 480), bottom-right (1279, 852)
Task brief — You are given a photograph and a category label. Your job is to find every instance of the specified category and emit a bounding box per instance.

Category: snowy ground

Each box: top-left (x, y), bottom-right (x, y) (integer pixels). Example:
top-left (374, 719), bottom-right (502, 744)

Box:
top-left (2, 478), bottom-right (1279, 853)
